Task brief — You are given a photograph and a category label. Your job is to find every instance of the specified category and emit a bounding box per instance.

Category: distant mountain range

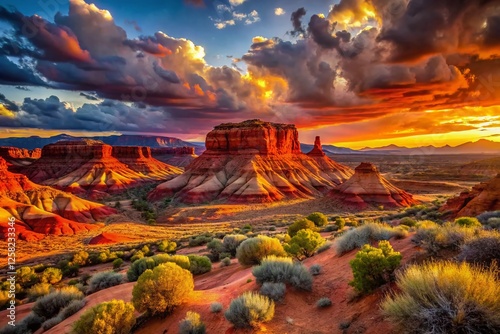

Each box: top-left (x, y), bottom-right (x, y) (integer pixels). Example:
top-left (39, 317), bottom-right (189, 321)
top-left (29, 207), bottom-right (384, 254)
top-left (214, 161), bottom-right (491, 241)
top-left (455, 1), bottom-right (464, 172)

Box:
top-left (0, 134), bottom-right (206, 155)
top-left (0, 135), bottom-right (498, 156)
top-left (302, 139), bottom-right (500, 155)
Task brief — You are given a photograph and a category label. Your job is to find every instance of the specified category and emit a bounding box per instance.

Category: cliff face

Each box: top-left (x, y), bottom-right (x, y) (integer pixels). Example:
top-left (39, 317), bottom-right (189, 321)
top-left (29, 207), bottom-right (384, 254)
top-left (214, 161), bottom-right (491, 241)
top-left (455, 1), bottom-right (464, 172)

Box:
top-left (149, 120), bottom-right (353, 204)
top-left (329, 162), bottom-right (418, 209)
top-left (0, 147), bottom-right (42, 159)
top-left (205, 119), bottom-right (301, 155)
top-left (441, 174), bottom-right (500, 218)
top-left (306, 136), bottom-right (326, 157)
top-left (152, 147), bottom-right (196, 155)
top-left (151, 147), bottom-right (198, 168)
top-left (21, 140), bottom-right (182, 199)
top-left (0, 157), bottom-right (115, 241)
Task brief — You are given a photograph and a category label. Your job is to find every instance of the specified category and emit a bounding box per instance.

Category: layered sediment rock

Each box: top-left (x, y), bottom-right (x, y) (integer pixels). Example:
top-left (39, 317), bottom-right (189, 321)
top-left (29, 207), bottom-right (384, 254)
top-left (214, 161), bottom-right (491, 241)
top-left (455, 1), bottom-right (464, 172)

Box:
top-left (0, 147), bottom-right (41, 170)
top-left (151, 147), bottom-right (198, 167)
top-left (21, 140), bottom-right (182, 198)
top-left (459, 157), bottom-right (500, 178)
top-left (441, 174), bottom-right (500, 217)
top-left (329, 162), bottom-right (418, 209)
top-left (0, 157), bottom-right (115, 241)
top-left (149, 120), bottom-right (353, 203)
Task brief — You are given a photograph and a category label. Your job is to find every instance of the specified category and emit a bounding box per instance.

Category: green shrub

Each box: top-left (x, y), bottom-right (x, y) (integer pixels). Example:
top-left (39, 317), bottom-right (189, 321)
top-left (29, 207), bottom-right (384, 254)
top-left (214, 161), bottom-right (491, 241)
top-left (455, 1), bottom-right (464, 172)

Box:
top-left (27, 283), bottom-right (53, 302)
top-left (349, 241), bottom-right (402, 294)
top-left (307, 212), bottom-right (328, 227)
top-left (157, 240), bottom-right (177, 253)
top-left (16, 266), bottom-right (38, 288)
top-left (316, 297), bottom-right (332, 308)
top-left (189, 235), bottom-right (212, 247)
top-left (72, 251), bottom-right (89, 266)
top-left (179, 311), bottom-right (206, 334)
top-left (284, 229), bottom-right (325, 259)
top-left (274, 233), bottom-right (291, 243)
top-left (457, 235), bottom-right (500, 267)
top-left (382, 262), bottom-right (500, 333)
top-left (112, 258), bottom-right (123, 269)
top-left (335, 223), bottom-right (408, 255)
top-left (309, 264), bottom-right (322, 276)
top-left (187, 255), bottom-right (212, 275)
top-left (130, 250), bottom-right (144, 263)
top-left (59, 299), bottom-right (86, 319)
top-left (220, 257), bottom-right (231, 267)
top-left (316, 242), bottom-right (332, 253)
top-left (223, 234), bottom-right (248, 256)
top-left (210, 302), bottom-right (223, 313)
top-left (62, 263), bottom-right (80, 278)
top-left (252, 256), bottom-right (313, 291)
top-left (72, 300), bottom-right (136, 334)
top-left (400, 217), bottom-right (417, 227)
top-left (88, 271), bottom-right (123, 294)
top-left (287, 218), bottom-right (318, 237)
top-left (486, 217), bottom-right (500, 229)
top-left (334, 217), bottom-right (346, 230)
top-left (454, 216), bottom-right (481, 228)
top-left (413, 222), bottom-right (477, 254)
top-left (218, 252), bottom-right (231, 261)
top-left (225, 292), bottom-right (275, 328)
top-left (40, 267), bottom-right (62, 284)
top-left (127, 254), bottom-right (190, 281)
top-left (32, 286), bottom-right (83, 319)
top-left (207, 239), bottom-right (224, 259)
top-left (478, 210), bottom-right (500, 224)
top-left (260, 282), bottom-right (286, 301)
top-left (236, 236), bottom-right (286, 266)
top-left (132, 262), bottom-right (194, 315)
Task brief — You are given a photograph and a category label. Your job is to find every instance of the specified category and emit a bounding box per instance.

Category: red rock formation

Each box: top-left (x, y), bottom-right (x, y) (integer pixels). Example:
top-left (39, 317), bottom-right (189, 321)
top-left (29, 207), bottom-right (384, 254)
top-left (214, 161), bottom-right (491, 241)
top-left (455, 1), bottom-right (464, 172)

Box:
top-left (205, 119), bottom-right (301, 155)
top-left (151, 147), bottom-right (198, 167)
top-left (329, 162), bottom-right (418, 209)
top-left (440, 174), bottom-right (500, 218)
top-left (89, 232), bottom-right (136, 245)
top-left (21, 140), bottom-right (182, 198)
top-left (307, 136), bottom-right (326, 157)
top-left (149, 120), bottom-right (353, 203)
top-left (459, 157), bottom-right (500, 178)
top-left (0, 157), bottom-right (115, 241)
top-left (0, 147), bottom-right (42, 160)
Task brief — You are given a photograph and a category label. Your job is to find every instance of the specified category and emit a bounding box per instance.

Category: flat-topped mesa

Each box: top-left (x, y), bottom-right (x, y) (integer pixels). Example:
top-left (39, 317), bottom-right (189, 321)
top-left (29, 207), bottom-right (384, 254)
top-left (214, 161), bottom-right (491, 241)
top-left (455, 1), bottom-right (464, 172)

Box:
top-left (151, 147), bottom-right (195, 155)
top-left (111, 146), bottom-right (152, 159)
top-left (41, 140), bottom-right (112, 159)
top-left (329, 162), bottom-right (418, 209)
top-left (0, 147), bottom-right (41, 160)
top-left (307, 136), bottom-right (326, 157)
top-left (205, 119), bottom-right (301, 155)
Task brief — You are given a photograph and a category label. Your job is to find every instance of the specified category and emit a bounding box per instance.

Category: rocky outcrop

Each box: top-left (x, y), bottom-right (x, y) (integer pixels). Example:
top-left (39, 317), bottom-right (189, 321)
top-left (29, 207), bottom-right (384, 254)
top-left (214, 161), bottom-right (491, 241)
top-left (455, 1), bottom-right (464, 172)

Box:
top-left (0, 157), bottom-right (115, 241)
top-left (21, 140), bottom-right (182, 198)
top-left (149, 120), bottom-right (353, 203)
top-left (307, 136), bottom-right (326, 157)
top-left (440, 174), bottom-right (500, 218)
top-left (205, 119), bottom-right (301, 155)
top-left (151, 147), bottom-right (198, 167)
top-left (0, 147), bottom-right (41, 160)
top-left (329, 162), bottom-right (418, 209)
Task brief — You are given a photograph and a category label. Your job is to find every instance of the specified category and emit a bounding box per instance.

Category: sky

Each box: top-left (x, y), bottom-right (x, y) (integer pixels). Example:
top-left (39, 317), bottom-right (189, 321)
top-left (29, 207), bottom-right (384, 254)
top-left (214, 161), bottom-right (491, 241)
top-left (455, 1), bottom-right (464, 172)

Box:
top-left (0, 0), bottom-right (499, 148)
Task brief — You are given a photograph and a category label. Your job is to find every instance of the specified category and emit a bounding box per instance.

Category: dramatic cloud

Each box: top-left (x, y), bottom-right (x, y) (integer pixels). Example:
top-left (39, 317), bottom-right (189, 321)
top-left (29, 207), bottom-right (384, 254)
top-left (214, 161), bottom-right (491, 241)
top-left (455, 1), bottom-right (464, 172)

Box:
top-left (1, 0), bottom-right (500, 144)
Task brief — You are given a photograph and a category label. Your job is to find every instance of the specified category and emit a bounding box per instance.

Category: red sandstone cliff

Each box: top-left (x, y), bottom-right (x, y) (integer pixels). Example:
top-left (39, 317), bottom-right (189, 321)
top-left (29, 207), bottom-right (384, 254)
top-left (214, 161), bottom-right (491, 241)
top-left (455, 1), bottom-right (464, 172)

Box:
top-left (0, 146), bottom-right (41, 171)
top-left (0, 157), bottom-right (115, 241)
top-left (149, 120), bottom-right (353, 203)
top-left (21, 140), bottom-right (182, 198)
top-left (440, 174), bottom-right (500, 218)
top-left (329, 162), bottom-right (418, 209)
top-left (151, 147), bottom-right (198, 168)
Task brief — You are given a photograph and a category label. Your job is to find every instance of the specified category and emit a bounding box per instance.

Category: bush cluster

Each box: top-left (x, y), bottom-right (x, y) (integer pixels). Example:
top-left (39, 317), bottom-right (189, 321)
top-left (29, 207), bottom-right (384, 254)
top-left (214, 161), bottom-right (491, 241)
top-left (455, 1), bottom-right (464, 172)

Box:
top-left (72, 300), bottom-right (136, 334)
top-left (179, 311), bottom-right (206, 334)
top-left (236, 236), bottom-right (286, 265)
top-left (382, 262), bottom-right (500, 333)
top-left (287, 218), bottom-right (318, 237)
top-left (335, 223), bottom-right (407, 255)
top-left (457, 235), bottom-right (500, 267)
top-left (158, 240), bottom-right (177, 253)
top-left (132, 262), bottom-right (194, 315)
top-left (306, 212), bottom-right (328, 227)
top-left (260, 282), bottom-right (286, 301)
top-left (284, 229), bottom-right (325, 259)
top-left (225, 292), bottom-right (275, 328)
top-left (252, 256), bottom-right (313, 291)
top-left (210, 302), bottom-right (223, 313)
top-left (316, 297), bottom-right (332, 308)
top-left (413, 221), bottom-right (477, 254)
top-left (349, 241), bottom-right (402, 294)
top-left (454, 216), bottom-right (481, 228)
top-left (88, 271), bottom-right (124, 294)
top-left (187, 255), bottom-right (212, 275)
top-left (32, 286), bottom-right (84, 320)
top-left (127, 254), bottom-right (190, 281)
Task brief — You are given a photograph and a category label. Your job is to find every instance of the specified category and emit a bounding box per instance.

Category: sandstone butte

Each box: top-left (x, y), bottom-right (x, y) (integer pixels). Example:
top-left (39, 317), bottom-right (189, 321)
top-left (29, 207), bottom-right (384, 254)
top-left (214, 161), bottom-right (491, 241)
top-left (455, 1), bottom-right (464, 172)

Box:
top-left (0, 157), bottom-right (115, 241)
top-left (149, 119), bottom-right (353, 203)
top-left (20, 140), bottom-right (182, 199)
top-left (441, 173), bottom-right (500, 218)
top-left (329, 162), bottom-right (418, 209)
top-left (151, 146), bottom-right (198, 167)
top-left (0, 146), bottom-right (41, 171)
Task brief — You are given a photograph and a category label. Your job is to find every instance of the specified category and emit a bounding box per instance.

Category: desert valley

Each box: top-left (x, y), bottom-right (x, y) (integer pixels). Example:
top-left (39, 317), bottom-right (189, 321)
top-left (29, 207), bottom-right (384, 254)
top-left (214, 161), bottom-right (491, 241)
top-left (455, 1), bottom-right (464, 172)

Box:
top-left (1, 0), bottom-right (500, 333)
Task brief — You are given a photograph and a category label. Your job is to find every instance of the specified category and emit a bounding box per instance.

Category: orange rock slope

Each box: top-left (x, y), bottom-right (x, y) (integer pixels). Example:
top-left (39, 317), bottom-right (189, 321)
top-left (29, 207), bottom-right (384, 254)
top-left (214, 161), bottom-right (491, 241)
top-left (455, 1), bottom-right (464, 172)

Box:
top-left (329, 162), bottom-right (418, 209)
top-left (0, 157), bottom-right (115, 241)
top-left (149, 120), bottom-right (353, 203)
top-left (21, 140), bottom-right (182, 198)
top-left (441, 173), bottom-right (500, 217)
